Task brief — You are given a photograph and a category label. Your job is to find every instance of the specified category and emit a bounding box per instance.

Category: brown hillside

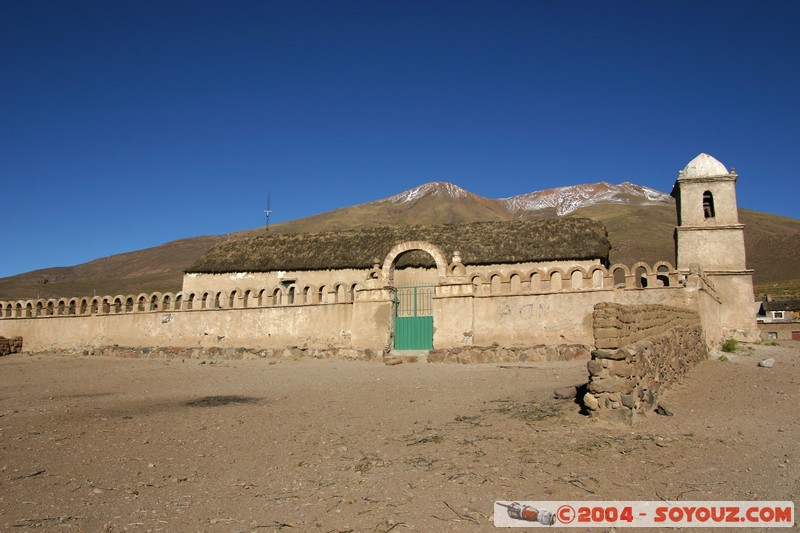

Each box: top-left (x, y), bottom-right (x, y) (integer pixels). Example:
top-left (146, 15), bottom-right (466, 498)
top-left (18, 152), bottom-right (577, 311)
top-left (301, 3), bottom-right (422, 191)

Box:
top-left (0, 236), bottom-right (226, 301)
top-left (0, 183), bottom-right (797, 300)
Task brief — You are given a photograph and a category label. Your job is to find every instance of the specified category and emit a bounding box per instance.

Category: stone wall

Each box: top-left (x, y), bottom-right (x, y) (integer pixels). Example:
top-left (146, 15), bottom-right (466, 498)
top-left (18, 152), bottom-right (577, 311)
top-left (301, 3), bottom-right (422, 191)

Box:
top-left (593, 302), bottom-right (701, 349)
top-left (428, 344), bottom-right (591, 364)
top-left (26, 343), bottom-right (591, 364)
top-left (0, 336), bottom-right (22, 356)
top-left (31, 345), bottom-right (387, 362)
top-left (585, 304), bottom-right (707, 424)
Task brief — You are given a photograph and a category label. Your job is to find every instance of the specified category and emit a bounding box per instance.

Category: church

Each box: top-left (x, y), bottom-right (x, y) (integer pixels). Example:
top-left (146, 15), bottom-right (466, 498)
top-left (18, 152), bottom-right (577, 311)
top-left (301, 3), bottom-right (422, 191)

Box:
top-left (0, 154), bottom-right (759, 358)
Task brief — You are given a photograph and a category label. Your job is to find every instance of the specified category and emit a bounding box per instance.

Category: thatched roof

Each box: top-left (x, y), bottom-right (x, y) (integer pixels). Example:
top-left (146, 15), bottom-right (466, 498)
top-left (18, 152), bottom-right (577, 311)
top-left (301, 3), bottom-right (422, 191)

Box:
top-left (187, 219), bottom-right (610, 273)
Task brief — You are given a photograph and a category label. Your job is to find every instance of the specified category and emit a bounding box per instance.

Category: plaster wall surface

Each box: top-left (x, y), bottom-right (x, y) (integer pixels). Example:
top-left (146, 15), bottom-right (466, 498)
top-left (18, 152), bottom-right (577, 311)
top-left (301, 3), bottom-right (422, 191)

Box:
top-left (346, 280), bottom-right (396, 349)
top-left (676, 227), bottom-right (747, 271)
top-left (433, 293), bottom-right (475, 348)
top-left (182, 268), bottom-right (368, 295)
top-left (0, 304), bottom-right (353, 352)
top-left (709, 273), bottom-right (759, 342)
top-left (182, 260), bottom-right (603, 294)
top-left (464, 286), bottom-right (697, 348)
top-left (676, 178), bottom-right (740, 226)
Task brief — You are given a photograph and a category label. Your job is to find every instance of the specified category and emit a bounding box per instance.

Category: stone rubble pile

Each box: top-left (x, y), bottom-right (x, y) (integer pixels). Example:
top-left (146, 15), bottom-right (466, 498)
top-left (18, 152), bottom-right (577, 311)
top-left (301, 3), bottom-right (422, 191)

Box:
top-left (0, 336), bottom-right (23, 356)
top-left (428, 344), bottom-right (591, 363)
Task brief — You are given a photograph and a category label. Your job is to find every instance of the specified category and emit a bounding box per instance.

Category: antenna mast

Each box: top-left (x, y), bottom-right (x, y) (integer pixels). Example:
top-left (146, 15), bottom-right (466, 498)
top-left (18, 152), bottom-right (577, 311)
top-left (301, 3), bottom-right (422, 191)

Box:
top-left (264, 191), bottom-right (272, 232)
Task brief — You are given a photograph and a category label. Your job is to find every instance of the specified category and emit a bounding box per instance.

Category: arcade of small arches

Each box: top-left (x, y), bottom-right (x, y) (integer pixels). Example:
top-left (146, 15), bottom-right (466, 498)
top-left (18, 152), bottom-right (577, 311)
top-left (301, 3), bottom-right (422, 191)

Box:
top-left (469, 261), bottom-right (679, 295)
top-left (0, 260), bottom-right (682, 320)
top-left (0, 281), bottom-right (361, 320)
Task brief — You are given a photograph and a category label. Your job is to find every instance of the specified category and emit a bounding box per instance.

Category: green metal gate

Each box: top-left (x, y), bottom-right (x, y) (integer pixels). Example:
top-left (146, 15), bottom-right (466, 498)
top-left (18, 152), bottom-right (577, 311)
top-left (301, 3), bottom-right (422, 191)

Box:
top-left (394, 286), bottom-right (434, 350)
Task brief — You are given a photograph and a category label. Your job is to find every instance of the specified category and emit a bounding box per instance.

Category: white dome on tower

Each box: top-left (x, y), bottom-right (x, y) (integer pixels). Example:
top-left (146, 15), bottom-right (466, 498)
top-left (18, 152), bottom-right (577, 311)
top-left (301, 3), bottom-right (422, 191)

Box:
top-left (682, 153), bottom-right (729, 177)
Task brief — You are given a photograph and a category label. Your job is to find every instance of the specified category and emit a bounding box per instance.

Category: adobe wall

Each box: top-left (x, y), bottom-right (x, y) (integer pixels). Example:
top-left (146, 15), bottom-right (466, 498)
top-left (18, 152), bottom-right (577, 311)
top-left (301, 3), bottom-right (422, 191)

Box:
top-left (707, 272), bottom-right (760, 343)
top-left (584, 303), bottom-right (707, 424)
top-left (0, 260), bottom-right (722, 357)
top-left (0, 303), bottom-right (353, 353)
top-left (675, 177), bottom-right (740, 227)
top-left (182, 268), bottom-right (370, 296)
top-left (442, 261), bottom-right (707, 349)
top-left (181, 260), bottom-right (602, 294)
top-left (676, 227), bottom-right (747, 272)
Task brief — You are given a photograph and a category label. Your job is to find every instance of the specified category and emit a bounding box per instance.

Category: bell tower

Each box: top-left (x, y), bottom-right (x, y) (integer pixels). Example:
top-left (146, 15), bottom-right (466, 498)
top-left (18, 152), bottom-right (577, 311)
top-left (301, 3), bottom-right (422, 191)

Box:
top-left (672, 153), bottom-right (759, 342)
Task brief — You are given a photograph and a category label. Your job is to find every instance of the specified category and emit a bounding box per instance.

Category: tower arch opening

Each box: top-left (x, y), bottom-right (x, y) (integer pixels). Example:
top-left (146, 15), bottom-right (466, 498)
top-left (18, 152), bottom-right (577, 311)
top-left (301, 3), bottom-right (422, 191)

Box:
top-left (703, 190), bottom-right (715, 219)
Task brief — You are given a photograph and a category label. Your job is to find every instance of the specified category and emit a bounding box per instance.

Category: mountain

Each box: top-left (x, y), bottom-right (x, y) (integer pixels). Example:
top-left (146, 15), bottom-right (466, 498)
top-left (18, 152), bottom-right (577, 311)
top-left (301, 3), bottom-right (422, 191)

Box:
top-left (504, 182), bottom-right (672, 216)
top-left (0, 181), bottom-right (797, 300)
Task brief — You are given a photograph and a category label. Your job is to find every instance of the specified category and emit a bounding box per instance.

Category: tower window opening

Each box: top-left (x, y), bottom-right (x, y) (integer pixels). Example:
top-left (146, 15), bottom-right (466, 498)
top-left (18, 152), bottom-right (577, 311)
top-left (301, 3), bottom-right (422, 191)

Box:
top-left (702, 191), bottom-right (715, 219)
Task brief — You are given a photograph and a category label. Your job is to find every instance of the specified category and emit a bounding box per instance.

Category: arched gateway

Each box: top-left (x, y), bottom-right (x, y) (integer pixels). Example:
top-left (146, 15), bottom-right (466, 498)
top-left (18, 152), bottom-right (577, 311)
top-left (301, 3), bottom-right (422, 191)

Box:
top-left (382, 241), bottom-right (448, 351)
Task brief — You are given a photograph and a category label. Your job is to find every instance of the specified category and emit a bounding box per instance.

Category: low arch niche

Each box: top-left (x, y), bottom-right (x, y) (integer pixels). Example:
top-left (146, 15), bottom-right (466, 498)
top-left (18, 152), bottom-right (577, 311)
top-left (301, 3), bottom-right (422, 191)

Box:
top-left (634, 265), bottom-right (649, 288)
top-left (490, 274), bottom-right (502, 294)
top-left (612, 267), bottom-right (628, 288)
top-left (655, 263), bottom-right (673, 287)
top-left (471, 275), bottom-right (485, 296)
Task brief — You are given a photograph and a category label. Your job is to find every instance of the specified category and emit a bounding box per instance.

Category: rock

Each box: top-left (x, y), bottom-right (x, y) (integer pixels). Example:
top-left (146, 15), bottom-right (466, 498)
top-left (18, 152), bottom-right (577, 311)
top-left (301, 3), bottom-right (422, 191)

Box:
top-left (758, 358), bottom-right (775, 368)
top-left (655, 401), bottom-right (675, 416)
top-left (587, 376), bottom-right (635, 394)
top-left (427, 350), bottom-right (446, 363)
top-left (583, 392), bottom-right (599, 411)
top-left (384, 357), bottom-right (403, 366)
top-left (553, 386), bottom-right (577, 400)
top-left (620, 393), bottom-right (635, 409)
top-left (591, 349), bottom-right (626, 360)
top-left (470, 350), bottom-right (488, 364)
top-left (587, 359), bottom-right (606, 376)
top-left (608, 360), bottom-right (634, 378)
top-left (574, 348), bottom-right (591, 360)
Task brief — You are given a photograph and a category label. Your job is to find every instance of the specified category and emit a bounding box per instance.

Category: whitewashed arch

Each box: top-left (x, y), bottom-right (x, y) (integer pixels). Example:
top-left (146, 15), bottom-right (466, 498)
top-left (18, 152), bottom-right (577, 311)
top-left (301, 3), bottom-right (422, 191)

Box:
top-left (382, 241), bottom-right (448, 284)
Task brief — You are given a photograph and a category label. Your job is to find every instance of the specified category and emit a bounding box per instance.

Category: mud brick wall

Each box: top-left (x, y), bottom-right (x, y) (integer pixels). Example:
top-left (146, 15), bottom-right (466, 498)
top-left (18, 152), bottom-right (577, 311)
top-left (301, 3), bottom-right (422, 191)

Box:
top-left (585, 304), bottom-right (707, 424)
top-left (593, 302), bottom-right (700, 350)
top-left (0, 336), bottom-right (23, 356)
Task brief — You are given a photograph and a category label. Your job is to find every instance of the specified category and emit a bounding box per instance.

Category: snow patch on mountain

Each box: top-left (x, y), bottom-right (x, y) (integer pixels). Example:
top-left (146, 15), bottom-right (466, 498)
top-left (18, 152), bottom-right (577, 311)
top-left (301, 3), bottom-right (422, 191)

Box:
top-left (387, 182), bottom-right (473, 204)
top-left (503, 182), bottom-right (673, 216)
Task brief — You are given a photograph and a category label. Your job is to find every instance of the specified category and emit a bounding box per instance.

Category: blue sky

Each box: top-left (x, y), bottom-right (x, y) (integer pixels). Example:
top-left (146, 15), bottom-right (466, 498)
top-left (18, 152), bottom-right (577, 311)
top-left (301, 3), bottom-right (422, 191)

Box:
top-left (1, 1), bottom-right (798, 278)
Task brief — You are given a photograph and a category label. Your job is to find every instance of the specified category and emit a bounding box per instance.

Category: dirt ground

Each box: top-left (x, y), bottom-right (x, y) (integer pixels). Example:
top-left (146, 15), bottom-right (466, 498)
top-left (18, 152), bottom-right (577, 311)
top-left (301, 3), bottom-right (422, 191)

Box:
top-left (0, 342), bottom-right (797, 532)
